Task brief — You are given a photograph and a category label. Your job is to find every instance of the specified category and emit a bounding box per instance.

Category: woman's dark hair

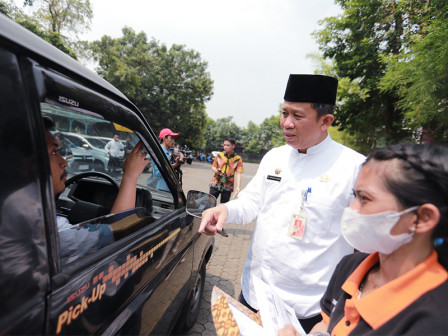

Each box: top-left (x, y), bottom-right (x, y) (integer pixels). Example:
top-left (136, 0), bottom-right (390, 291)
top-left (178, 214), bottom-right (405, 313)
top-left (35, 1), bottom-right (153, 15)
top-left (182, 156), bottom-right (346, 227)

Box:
top-left (365, 143), bottom-right (448, 269)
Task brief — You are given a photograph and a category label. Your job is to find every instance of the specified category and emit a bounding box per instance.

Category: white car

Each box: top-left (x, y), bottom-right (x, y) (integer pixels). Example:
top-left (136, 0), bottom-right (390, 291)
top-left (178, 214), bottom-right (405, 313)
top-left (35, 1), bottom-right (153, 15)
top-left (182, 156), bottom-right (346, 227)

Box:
top-left (62, 132), bottom-right (110, 172)
top-left (66, 146), bottom-right (94, 173)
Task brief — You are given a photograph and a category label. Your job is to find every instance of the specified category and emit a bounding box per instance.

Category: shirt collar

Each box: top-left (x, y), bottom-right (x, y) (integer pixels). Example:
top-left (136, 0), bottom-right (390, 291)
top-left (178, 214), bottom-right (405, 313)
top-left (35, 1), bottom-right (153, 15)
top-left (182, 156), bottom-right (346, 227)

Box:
top-left (162, 146), bottom-right (170, 155)
top-left (290, 133), bottom-right (332, 156)
top-left (224, 151), bottom-right (235, 159)
top-left (341, 251), bottom-right (448, 329)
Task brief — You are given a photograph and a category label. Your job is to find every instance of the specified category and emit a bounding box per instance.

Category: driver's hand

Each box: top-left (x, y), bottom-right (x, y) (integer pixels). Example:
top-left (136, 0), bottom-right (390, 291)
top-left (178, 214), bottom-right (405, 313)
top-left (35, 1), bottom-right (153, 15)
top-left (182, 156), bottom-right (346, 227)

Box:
top-left (122, 141), bottom-right (148, 180)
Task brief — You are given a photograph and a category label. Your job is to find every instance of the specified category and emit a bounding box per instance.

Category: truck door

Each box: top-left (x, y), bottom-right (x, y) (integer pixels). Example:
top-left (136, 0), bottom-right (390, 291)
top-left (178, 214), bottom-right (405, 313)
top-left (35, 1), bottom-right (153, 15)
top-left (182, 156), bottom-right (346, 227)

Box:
top-left (0, 46), bottom-right (50, 335)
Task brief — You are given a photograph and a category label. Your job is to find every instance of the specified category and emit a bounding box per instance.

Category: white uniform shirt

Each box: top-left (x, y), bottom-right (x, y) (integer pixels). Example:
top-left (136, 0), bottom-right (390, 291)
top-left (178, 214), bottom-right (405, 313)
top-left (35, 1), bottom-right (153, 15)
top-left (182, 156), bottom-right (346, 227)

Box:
top-left (226, 135), bottom-right (365, 318)
top-left (104, 139), bottom-right (124, 158)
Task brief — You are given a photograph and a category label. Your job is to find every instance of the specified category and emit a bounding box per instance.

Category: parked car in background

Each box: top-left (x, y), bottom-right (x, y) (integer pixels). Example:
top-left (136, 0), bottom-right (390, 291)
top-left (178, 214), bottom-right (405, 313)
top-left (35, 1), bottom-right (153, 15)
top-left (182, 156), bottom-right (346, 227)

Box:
top-left (0, 14), bottom-right (214, 335)
top-left (62, 132), bottom-right (110, 172)
top-left (50, 132), bottom-right (94, 173)
top-left (82, 135), bottom-right (112, 151)
top-left (66, 145), bottom-right (95, 173)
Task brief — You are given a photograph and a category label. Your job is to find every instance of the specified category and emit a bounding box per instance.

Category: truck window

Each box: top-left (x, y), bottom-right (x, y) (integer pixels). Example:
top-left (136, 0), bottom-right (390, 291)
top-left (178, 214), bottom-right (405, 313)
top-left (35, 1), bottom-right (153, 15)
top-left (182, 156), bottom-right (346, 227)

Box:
top-left (40, 103), bottom-right (177, 266)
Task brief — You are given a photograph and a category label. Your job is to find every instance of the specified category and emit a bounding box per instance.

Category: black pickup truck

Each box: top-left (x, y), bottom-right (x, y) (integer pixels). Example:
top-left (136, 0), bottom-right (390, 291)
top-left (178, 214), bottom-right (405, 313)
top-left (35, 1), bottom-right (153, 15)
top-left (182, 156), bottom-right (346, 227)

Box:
top-left (0, 14), bottom-right (214, 335)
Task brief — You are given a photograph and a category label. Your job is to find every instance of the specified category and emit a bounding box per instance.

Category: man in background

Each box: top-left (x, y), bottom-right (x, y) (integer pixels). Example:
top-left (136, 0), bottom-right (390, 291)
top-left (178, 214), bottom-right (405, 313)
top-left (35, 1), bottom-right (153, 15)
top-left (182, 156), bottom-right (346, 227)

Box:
top-left (209, 138), bottom-right (243, 203)
top-left (123, 135), bottom-right (134, 159)
top-left (150, 128), bottom-right (184, 191)
top-left (104, 134), bottom-right (124, 173)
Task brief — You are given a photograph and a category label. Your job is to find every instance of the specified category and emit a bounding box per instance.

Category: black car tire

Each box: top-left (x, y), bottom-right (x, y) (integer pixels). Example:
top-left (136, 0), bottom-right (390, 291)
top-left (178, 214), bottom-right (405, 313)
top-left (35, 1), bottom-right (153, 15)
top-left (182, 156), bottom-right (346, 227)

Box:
top-left (183, 262), bottom-right (206, 331)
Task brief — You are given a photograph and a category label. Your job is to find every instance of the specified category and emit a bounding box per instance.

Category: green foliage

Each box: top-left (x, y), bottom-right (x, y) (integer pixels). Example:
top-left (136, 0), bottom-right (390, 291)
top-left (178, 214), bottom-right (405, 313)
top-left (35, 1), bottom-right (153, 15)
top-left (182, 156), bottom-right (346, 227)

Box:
top-left (2, 0), bottom-right (78, 58)
top-left (313, 0), bottom-right (445, 146)
top-left (21, 19), bottom-right (78, 58)
top-left (25, 0), bottom-right (93, 37)
top-left (259, 113), bottom-right (285, 149)
top-left (328, 126), bottom-right (375, 155)
top-left (239, 108), bottom-right (284, 155)
top-left (0, 1), bottom-right (10, 16)
top-left (90, 27), bottom-right (214, 149)
top-left (202, 112), bottom-right (284, 156)
top-left (203, 116), bottom-right (242, 152)
top-left (379, 8), bottom-right (448, 141)
top-left (241, 121), bottom-right (263, 154)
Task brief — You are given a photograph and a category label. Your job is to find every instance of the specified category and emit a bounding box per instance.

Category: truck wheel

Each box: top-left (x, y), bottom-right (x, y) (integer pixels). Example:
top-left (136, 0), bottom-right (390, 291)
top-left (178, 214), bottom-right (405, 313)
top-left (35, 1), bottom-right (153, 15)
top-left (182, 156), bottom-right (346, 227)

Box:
top-left (183, 262), bottom-right (205, 330)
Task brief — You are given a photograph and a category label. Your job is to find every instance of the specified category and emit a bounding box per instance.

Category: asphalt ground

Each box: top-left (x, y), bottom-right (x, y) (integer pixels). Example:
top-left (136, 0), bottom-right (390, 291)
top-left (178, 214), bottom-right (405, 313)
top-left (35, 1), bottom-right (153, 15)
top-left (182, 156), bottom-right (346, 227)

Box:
top-left (179, 160), bottom-right (259, 335)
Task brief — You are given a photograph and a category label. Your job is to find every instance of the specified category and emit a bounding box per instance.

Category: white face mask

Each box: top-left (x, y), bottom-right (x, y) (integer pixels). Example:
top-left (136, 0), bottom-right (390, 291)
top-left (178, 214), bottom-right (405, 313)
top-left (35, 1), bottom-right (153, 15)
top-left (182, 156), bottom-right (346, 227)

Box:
top-left (341, 206), bottom-right (419, 254)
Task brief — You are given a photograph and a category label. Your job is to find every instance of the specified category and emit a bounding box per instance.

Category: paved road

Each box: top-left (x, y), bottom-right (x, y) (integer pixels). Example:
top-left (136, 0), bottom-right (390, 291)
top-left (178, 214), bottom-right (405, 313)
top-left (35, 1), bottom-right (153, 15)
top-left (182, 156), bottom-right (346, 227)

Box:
top-left (179, 160), bottom-right (259, 336)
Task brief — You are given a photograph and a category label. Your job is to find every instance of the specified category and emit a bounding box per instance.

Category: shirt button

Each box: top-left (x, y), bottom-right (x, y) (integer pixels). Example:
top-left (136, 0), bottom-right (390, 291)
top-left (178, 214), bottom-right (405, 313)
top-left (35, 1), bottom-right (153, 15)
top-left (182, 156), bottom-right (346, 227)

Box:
top-left (345, 321), bottom-right (351, 326)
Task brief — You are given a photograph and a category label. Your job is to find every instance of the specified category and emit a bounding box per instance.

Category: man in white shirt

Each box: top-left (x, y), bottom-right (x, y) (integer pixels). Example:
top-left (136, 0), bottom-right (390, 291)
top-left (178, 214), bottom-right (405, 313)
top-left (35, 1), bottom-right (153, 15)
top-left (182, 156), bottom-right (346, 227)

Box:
top-left (104, 134), bottom-right (124, 173)
top-left (199, 74), bottom-right (365, 333)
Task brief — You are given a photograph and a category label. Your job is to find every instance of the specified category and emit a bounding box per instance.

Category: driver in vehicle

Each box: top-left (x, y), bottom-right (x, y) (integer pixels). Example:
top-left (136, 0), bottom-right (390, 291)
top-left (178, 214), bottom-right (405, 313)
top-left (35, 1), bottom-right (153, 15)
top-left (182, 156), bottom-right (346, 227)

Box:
top-left (44, 117), bottom-right (149, 264)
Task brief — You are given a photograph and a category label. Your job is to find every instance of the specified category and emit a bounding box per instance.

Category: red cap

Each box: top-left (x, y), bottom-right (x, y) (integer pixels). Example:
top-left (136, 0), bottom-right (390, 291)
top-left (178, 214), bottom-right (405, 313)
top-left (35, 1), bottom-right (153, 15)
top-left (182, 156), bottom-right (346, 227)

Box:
top-left (159, 128), bottom-right (179, 139)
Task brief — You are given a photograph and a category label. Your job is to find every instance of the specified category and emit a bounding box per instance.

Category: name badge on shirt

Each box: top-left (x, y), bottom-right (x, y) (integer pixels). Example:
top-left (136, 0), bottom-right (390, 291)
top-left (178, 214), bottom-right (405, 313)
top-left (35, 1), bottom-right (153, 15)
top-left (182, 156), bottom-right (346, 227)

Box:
top-left (267, 175), bottom-right (281, 182)
top-left (287, 188), bottom-right (311, 240)
top-left (288, 213), bottom-right (307, 240)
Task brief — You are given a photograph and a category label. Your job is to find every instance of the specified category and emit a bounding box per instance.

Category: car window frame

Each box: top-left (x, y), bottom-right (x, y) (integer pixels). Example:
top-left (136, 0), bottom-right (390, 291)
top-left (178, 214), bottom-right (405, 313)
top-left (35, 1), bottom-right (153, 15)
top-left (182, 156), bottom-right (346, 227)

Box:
top-left (27, 60), bottom-right (186, 281)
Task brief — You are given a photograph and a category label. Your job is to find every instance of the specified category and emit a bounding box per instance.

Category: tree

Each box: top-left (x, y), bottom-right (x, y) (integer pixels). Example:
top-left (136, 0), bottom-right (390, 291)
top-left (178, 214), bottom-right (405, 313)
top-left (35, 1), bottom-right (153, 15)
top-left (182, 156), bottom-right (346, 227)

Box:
top-left (239, 108), bottom-right (285, 155)
top-left (307, 52), bottom-right (374, 153)
top-left (0, 1), bottom-right (11, 16)
top-left (241, 121), bottom-right (263, 154)
top-left (90, 27), bottom-right (214, 149)
top-left (1, 0), bottom-right (77, 58)
top-left (379, 4), bottom-right (448, 141)
top-left (258, 113), bottom-right (285, 150)
top-left (24, 0), bottom-right (92, 38)
top-left (314, 0), bottom-right (446, 146)
top-left (203, 116), bottom-right (242, 152)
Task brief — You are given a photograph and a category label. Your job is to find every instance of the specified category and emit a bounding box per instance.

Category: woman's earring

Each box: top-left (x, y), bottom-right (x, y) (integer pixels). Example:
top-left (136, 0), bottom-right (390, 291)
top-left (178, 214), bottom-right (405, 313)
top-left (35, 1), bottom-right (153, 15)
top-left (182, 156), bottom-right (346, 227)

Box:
top-left (410, 225), bottom-right (417, 234)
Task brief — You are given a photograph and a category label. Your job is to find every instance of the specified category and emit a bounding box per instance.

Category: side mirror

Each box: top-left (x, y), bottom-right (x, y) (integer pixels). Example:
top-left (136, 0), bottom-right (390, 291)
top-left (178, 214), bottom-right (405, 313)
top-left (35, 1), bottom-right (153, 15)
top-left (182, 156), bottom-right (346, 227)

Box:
top-left (186, 190), bottom-right (216, 218)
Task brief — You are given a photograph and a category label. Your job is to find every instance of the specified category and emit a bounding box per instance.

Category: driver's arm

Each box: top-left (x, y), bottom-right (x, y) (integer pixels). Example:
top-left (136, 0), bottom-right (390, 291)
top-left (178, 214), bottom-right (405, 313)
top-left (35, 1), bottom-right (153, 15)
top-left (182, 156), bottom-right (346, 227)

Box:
top-left (110, 142), bottom-right (148, 213)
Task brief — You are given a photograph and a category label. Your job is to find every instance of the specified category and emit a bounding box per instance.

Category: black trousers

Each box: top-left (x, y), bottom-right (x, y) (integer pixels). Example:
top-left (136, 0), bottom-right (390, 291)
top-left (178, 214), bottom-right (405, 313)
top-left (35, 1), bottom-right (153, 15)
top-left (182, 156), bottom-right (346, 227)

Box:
top-left (238, 291), bottom-right (322, 333)
top-left (107, 156), bottom-right (121, 171)
top-left (209, 186), bottom-right (232, 203)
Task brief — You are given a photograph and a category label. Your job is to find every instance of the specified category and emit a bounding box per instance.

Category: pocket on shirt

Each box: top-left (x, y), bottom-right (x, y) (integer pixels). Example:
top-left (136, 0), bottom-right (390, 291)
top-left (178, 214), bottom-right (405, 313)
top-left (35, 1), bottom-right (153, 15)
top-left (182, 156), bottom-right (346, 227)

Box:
top-left (305, 198), bottom-right (336, 236)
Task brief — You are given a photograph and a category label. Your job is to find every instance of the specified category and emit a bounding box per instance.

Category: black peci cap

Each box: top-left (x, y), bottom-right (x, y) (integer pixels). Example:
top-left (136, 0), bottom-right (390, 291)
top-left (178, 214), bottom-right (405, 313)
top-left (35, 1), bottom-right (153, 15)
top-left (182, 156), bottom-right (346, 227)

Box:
top-left (284, 74), bottom-right (338, 105)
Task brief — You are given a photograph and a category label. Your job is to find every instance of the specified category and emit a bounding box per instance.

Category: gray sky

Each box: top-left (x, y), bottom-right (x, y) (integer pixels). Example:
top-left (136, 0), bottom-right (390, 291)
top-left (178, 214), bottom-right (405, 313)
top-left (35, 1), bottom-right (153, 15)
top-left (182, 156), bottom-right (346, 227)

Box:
top-left (81, 0), bottom-right (340, 127)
